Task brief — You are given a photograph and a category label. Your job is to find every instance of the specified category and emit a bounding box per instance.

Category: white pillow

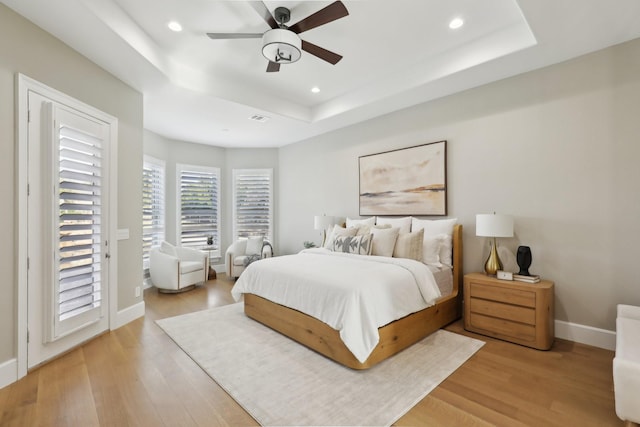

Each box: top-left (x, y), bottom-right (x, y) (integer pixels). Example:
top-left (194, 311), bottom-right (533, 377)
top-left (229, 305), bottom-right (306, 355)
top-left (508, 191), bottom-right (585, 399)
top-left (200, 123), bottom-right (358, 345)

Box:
top-left (370, 227), bottom-right (400, 257)
top-left (246, 236), bottom-right (264, 255)
top-left (346, 216), bottom-right (376, 228)
top-left (422, 234), bottom-right (446, 266)
top-left (376, 216), bottom-right (412, 234)
top-left (393, 229), bottom-right (424, 262)
top-left (333, 234), bottom-right (373, 255)
top-left (160, 241), bottom-right (176, 256)
top-left (411, 218), bottom-right (457, 266)
top-left (324, 225), bottom-right (357, 249)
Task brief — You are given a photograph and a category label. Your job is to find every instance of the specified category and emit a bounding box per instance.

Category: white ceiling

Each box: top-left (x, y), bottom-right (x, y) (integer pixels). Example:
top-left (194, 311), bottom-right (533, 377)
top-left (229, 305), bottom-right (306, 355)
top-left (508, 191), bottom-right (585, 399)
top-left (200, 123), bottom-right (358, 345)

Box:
top-left (4, 0), bottom-right (640, 147)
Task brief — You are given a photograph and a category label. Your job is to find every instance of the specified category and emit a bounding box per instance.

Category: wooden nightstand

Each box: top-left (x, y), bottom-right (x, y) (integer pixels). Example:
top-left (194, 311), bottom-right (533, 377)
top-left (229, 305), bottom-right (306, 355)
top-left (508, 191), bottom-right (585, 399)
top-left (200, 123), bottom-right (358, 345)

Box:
top-left (464, 272), bottom-right (554, 350)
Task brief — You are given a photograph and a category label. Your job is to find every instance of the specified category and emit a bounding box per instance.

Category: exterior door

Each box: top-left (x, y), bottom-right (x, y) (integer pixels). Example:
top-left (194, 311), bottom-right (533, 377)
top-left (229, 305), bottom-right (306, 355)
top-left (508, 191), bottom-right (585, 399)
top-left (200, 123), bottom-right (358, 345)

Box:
top-left (27, 90), bottom-right (112, 369)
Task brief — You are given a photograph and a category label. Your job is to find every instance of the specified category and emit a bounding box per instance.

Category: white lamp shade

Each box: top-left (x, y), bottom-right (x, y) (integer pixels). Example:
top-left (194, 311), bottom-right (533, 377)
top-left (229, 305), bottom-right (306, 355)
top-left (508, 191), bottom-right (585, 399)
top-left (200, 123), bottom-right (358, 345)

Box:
top-left (476, 213), bottom-right (514, 238)
top-left (314, 215), bottom-right (335, 231)
top-left (262, 29), bottom-right (301, 63)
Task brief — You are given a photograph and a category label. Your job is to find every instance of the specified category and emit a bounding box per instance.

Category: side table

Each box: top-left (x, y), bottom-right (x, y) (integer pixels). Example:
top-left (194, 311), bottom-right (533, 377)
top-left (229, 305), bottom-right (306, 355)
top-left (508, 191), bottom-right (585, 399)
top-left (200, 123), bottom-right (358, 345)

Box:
top-left (464, 272), bottom-right (554, 350)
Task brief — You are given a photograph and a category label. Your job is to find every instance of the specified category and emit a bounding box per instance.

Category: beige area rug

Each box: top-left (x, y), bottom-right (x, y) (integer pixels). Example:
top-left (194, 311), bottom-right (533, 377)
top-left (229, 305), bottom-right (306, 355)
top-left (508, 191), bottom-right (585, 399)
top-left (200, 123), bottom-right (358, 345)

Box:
top-left (156, 303), bottom-right (484, 426)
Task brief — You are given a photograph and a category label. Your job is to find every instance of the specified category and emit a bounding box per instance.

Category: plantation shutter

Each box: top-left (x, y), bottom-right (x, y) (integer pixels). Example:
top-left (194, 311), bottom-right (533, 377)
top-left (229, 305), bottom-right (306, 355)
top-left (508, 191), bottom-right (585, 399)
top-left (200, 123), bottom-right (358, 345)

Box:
top-left (52, 106), bottom-right (108, 339)
top-left (232, 169), bottom-right (273, 242)
top-left (142, 156), bottom-right (165, 274)
top-left (177, 164), bottom-right (220, 256)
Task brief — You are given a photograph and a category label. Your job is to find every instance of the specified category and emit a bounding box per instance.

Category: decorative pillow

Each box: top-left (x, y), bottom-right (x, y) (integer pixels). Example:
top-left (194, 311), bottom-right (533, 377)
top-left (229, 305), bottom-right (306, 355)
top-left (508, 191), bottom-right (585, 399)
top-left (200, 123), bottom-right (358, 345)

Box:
top-left (245, 236), bottom-right (264, 255)
top-left (323, 225), bottom-right (357, 249)
top-left (354, 225), bottom-right (370, 236)
top-left (411, 218), bottom-right (457, 266)
top-left (376, 216), bottom-right (412, 234)
top-left (160, 241), bottom-right (176, 256)
top-left (346, 216), bottom-right (376, 228)
top-left (393, 229), bottom-right (424, 262)
top-left (422, 234), bottom-right (446, 266)
top-left (333, 234), bottom-right (373, 255)
top-left (370, 226), bottom-right (400, 257)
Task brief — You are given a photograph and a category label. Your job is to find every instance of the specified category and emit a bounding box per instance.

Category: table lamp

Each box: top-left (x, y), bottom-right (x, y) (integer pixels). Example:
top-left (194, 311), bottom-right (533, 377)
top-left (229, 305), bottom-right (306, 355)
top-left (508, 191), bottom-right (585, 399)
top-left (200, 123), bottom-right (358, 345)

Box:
top-left (476, 213), bottom-right (514, 275)
top-left (314, 215), bottom-right (335, 246)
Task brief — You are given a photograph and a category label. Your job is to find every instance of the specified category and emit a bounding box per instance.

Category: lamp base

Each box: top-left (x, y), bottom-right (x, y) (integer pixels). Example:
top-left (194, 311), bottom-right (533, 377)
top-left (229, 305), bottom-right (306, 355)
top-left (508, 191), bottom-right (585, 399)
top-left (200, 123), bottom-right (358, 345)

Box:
top-left (484, 238), bottom-right (503, 275)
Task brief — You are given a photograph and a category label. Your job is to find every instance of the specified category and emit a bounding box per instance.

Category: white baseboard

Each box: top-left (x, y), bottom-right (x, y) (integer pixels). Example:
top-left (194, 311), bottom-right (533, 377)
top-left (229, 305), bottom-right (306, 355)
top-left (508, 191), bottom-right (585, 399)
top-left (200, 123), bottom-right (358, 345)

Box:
top-left (0, 358), bottom-right (17, 390)
top-left (112, 301), bottom-right (145, 330)
top-left (555, 320), bottom-right (616, 351)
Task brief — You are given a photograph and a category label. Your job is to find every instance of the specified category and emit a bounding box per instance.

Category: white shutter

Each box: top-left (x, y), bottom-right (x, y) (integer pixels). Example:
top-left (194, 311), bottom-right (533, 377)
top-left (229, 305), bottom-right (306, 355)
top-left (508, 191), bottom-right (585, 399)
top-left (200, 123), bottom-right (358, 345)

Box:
top-left (177, 164), bottom-right (220, 256)
top-left (50, 106), bottom-right (108, 340)
top-left (142, 156), bottom-right (165, 273)
top-left (232, 169), bottom-right (273, 242)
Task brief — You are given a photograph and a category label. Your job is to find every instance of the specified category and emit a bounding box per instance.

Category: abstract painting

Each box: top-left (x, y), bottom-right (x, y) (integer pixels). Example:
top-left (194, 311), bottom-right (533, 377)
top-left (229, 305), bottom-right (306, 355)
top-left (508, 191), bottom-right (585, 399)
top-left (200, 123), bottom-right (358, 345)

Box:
top-left (359, 141), bottom-right (447, 216)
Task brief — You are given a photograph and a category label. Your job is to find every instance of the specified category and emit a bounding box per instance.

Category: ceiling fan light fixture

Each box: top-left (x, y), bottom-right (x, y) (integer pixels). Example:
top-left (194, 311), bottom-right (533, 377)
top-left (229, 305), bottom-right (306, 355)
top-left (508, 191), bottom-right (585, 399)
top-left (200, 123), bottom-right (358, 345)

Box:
top-left (262, 29), bottom-right (302, 64)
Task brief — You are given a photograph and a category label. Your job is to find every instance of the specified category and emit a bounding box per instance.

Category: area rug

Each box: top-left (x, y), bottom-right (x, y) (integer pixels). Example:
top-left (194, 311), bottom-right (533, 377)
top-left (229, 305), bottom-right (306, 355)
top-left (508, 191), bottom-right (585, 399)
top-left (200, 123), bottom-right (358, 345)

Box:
top-left (156, 303), bottom-right (484, 426)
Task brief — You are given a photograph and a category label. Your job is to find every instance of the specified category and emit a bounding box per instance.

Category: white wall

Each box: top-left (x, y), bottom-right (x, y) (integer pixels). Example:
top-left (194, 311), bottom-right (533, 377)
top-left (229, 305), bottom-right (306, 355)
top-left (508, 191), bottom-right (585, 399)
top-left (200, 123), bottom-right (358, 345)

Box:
top-left (0, 4), bottom-right (143, 364)
top-left (278, 37), bottom-right (640, 332)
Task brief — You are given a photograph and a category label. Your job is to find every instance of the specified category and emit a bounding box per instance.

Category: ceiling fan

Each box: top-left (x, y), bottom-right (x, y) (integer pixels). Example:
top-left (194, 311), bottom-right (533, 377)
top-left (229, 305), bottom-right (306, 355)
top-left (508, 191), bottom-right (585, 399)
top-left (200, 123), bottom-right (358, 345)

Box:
top-left (206, 1), bottom-right (349, 72)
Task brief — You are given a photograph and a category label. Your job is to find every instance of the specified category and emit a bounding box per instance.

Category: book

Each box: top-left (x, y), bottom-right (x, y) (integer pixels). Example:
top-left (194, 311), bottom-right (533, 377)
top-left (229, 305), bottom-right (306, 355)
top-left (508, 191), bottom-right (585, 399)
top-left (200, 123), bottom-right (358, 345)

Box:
top-left (513, 274), bottom-right (540, 283)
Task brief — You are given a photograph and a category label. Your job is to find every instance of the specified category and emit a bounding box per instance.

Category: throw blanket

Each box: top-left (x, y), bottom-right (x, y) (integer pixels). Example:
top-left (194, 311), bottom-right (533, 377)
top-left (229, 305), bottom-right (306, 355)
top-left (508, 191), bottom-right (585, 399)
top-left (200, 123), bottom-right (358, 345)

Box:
top-left (232, 248), bottom-right (441, 363)
top-left (242, 241), bottom-right (274, 267)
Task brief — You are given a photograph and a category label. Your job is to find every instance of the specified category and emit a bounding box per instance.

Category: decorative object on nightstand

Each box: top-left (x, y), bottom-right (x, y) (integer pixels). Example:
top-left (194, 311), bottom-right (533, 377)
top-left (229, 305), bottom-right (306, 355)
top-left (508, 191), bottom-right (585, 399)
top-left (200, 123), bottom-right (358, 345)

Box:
top-left (476, 213), bottom-right (514, 275)
top-left (516, 245), bottom-right (532, 275)
top-left (314, 215), bottom-right (336, 246)
top-left (464, 273), bottom-right (554, 350)
top-left (303, 241), bottom-right (316, 249)
top-left (496, 270), bottom-right (513, 281)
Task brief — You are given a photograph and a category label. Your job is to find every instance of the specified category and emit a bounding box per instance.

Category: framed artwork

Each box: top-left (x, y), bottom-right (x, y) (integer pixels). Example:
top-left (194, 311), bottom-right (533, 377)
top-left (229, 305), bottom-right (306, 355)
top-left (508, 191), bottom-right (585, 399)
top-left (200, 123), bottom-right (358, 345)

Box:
top-left (359, 141), bottom-right (447, 216)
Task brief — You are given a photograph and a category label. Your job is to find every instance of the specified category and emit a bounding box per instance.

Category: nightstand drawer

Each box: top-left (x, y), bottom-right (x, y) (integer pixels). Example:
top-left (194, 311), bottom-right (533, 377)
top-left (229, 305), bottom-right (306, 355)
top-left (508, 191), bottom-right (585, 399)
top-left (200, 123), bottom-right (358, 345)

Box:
top-left (469, 298), bottom-right (536, 325)
top-left (469, 313), bottom-right (536, 341)
top-left (469, 282), bottom-right (535, 308)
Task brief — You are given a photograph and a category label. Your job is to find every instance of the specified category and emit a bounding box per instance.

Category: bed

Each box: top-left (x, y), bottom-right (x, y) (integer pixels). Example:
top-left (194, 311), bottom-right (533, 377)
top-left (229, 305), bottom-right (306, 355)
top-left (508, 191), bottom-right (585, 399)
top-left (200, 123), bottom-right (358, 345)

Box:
top-left (232, 223), bottom-right (463, 370)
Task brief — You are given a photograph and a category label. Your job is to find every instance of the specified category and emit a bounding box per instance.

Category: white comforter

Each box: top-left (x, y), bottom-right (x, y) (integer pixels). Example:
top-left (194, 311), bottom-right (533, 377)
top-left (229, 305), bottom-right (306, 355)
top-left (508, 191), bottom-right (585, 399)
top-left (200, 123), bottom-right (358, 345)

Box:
top-left (231, 248), bottom-right (442, 363)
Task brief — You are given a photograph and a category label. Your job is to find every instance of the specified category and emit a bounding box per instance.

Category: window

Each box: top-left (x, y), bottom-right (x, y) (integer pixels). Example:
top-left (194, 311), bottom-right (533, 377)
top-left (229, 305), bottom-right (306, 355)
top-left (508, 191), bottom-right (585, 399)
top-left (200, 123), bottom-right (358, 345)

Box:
top-left (177, 164), bottom-right (221, 257)
top-left (232, 169), bottom-right (273, 242)
top-left (142, 156), bottom-right (165, 277)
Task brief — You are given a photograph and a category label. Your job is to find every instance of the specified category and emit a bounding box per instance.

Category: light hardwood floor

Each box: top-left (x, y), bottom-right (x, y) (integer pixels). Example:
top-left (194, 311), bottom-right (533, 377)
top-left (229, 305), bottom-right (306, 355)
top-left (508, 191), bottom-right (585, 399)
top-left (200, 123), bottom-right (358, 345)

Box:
top-left (0, 275), bottom-right (620, 426)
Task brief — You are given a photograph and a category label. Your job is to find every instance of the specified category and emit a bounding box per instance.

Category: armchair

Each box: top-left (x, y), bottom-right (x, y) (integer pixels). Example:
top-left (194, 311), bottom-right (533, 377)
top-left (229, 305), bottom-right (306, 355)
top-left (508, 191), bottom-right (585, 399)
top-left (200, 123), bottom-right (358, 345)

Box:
top-left (225, 237), bottom-right (273, 279)
top-left (150, 241), bottom-right (209, 293)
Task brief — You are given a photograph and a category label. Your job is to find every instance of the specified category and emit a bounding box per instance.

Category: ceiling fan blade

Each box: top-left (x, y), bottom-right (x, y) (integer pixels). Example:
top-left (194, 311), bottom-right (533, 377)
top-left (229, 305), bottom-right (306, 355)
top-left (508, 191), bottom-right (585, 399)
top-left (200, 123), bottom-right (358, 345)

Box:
top-left (301, 40), bottom-right (342, 65)
top-left (248, 1), bottom-right (278, 29)
top-left (289, 1), bottom-right (349, 34)
top-left (206, 33), bottom-right (263, 40)
top-left (266, 61), bottom-right (280, 72)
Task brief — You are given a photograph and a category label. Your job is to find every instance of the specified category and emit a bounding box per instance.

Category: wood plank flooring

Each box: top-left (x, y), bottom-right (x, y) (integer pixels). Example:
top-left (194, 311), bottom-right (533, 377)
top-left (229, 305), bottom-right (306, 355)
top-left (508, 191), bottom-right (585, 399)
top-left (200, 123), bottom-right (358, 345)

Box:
top-left (0, 275), bottom-right (620, 426)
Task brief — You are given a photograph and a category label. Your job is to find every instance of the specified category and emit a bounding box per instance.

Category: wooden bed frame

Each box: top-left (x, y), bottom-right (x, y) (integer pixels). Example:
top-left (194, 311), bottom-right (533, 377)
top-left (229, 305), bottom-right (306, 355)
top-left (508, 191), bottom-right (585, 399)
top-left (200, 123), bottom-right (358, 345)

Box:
top-left (243, 224), bottom-right (463, 370)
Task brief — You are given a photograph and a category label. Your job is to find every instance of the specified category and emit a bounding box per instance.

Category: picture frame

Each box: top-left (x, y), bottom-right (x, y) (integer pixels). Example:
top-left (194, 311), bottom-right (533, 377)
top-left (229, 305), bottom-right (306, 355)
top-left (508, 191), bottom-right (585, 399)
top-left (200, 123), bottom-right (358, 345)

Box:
top-left (359, 141), bottom-right (447, 216)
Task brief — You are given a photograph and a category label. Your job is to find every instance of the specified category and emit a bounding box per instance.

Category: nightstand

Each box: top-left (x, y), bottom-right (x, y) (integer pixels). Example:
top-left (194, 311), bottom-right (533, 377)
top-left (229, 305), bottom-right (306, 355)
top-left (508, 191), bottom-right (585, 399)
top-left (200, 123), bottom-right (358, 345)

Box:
top-left (464, 272), bottom-right (554, 350)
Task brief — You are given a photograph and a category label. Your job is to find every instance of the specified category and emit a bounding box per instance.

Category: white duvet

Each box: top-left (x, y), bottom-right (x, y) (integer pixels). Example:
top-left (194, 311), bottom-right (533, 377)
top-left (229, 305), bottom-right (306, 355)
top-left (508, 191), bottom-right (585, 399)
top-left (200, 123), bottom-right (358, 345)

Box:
top-left (231, 248), bottom-right (442, 363)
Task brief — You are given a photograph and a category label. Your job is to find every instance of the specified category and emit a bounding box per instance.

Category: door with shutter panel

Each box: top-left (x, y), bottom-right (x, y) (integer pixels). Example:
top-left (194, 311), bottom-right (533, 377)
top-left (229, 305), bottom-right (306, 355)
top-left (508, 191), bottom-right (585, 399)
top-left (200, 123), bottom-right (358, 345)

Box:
top-left (27, 91), bottom-right (111, 368)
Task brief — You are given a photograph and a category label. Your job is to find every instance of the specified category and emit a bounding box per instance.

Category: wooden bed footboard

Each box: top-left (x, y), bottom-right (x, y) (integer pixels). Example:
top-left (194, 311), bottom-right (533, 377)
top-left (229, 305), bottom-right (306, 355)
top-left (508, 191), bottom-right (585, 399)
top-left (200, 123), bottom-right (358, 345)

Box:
top-left (244, 224), bottom-right (463, 370)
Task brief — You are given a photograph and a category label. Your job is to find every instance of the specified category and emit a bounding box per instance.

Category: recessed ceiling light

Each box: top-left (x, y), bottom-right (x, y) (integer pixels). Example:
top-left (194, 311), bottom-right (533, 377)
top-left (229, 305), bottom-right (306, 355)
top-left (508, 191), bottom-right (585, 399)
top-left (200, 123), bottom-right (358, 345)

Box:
top-left (167, 21), bottom-right (183, 32)
top-left (449, 18), bottom-right (464, 30)
top-left (311, 87), bottom-right (320, 93)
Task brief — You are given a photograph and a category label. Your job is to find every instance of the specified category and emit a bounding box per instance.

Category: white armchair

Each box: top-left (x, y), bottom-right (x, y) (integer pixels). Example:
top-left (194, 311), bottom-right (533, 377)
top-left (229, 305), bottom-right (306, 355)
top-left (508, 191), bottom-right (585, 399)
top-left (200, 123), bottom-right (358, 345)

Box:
top-left (225, 237), bottom-right (273, 279)
top-left (614, 304), bottom-right (640, 425)
top-left (150, 241), bottom-right (209, 293)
